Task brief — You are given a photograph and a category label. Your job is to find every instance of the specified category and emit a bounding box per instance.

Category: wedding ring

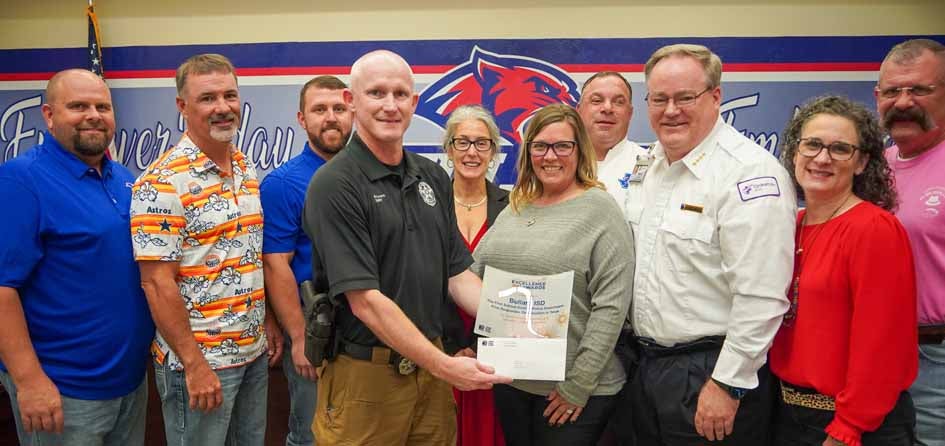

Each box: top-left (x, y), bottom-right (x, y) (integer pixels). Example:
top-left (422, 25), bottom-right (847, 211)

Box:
top-left (565, 409), bottom-right (574, 414)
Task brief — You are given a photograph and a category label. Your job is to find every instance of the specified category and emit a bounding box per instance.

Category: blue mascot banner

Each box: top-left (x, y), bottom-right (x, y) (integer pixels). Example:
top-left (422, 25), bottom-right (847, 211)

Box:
top-left (1, 35), bottom-right (943, 186)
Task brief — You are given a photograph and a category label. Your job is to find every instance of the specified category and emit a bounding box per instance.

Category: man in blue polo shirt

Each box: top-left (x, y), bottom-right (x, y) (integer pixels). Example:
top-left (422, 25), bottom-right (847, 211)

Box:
top-left (0, 68), bottom-right (155, 445)
top-left (261, 75), bottom-right (353, 446)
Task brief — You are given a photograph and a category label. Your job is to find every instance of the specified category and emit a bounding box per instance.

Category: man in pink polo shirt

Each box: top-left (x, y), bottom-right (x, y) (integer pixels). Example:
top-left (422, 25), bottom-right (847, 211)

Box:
top-left (877, 38), bottom-right (945, 446)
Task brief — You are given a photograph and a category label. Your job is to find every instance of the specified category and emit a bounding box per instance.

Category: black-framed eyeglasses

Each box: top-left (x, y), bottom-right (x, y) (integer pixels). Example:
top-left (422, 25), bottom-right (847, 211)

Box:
top-left (450, 138), bottom-right (494, 152)
top-left (527, 140), bottom-right (577, 157)
top-left (797, 138), bottom-right (859, 161)
top-left (645, 87), bottom-right (712, 109)
top-left (875, 83), bottom-right (939, 100)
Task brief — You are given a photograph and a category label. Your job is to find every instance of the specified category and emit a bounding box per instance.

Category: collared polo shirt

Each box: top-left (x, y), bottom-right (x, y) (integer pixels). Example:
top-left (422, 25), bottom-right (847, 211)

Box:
top-left (130, 134), bottom-right (266, 371)
top-left (303, 133), bottom-right (472, 347)
top-left (0, 132), bottom-right (154, 400)
top-left (260, 143), bottom-right (327, 285)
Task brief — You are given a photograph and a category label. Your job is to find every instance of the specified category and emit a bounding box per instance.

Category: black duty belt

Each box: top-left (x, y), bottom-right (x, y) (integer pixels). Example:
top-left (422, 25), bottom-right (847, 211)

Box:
top-left (339, 341), bottom-right (418, 375)
top-left (918, 324), bottom-right (945, 345)
top-left (636, 336), bottom-right (725, 358)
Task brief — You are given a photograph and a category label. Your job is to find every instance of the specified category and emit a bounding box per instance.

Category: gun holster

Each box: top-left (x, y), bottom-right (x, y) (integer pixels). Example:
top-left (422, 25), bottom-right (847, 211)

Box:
top-left (301, 281), bottom-right (338, 366)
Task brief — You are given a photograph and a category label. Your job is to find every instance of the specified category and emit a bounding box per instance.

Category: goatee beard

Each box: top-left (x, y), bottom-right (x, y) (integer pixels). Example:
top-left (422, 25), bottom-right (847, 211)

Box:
top-left (72, 133), bottom-right (109, 157)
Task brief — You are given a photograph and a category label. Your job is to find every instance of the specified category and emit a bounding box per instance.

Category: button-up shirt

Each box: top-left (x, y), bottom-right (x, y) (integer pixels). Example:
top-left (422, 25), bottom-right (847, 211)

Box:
top-left (131, 134), bottom-right (266, 371)
top-left (598, 139), bottom-right (648, 218)
top-left (626, 117), bottom-right (796, 389)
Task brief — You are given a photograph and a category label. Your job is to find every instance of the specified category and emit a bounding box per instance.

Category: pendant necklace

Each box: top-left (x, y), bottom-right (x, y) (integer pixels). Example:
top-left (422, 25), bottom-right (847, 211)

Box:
top-left (784, 193), bottom-right (853, 326)
top-left (455, 195), bottom-right (486, 211)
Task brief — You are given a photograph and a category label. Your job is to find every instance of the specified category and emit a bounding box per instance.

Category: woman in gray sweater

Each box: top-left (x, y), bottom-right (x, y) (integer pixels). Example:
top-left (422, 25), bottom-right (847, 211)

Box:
top-left (471, 104), bottom-right (635, 445)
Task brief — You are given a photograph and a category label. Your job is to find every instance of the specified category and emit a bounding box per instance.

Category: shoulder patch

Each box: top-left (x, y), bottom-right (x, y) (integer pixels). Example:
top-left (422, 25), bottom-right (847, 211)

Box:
top-left (737, 176), bottom-right (781, 202)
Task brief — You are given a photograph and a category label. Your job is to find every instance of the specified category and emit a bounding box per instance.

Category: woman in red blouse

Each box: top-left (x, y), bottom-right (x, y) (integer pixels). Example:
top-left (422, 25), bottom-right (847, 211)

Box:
top-left (770, 95), bottom-right (918, 446)
top-left (440, 105), bottom-right (508, 446)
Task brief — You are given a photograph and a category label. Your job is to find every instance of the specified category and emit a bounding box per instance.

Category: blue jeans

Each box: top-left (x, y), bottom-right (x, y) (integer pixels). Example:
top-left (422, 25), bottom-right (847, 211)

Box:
top-left (0, 370), bottom-right (147, 446)
top-left (281, 333), bottom-right (317, 446)
top-left (154, 354), bottom-right (269, 446)
top-left (912, 343), bottom-right (945, 446)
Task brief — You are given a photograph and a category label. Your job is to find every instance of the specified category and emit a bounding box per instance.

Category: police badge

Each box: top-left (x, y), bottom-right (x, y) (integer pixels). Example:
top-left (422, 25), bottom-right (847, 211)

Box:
top-left (418, 181), bottom-right (437, 207)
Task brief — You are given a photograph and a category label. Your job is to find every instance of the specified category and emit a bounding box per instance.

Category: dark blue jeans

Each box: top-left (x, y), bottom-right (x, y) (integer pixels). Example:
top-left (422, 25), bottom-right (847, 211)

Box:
top-left (494, 384), bottom-right (617, 446)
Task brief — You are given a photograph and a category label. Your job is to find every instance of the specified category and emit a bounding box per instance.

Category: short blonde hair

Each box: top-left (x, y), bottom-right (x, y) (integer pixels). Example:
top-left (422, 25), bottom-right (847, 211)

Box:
top-left (510, 104), bottom-right (603, 212)
top-left (644, 44), bottom-right (722, 89)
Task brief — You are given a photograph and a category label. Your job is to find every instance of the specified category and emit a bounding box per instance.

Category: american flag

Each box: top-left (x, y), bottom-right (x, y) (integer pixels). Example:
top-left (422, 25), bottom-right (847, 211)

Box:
top-left (87, 1), bottom-right (114, 158)
top-left (87, 1), bottom-right (104, 78)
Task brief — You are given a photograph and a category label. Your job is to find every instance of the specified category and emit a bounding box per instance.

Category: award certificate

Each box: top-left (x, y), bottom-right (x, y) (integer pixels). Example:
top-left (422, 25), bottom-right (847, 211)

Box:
top-left (473, 266), bottom-right (573, 380)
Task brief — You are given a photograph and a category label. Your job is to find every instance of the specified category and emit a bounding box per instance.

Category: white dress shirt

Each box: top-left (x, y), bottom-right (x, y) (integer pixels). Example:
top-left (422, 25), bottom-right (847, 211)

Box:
top-left (597, 139), bottom-right (648, 218)
top-left (625, 117), bottom-right (796, 389)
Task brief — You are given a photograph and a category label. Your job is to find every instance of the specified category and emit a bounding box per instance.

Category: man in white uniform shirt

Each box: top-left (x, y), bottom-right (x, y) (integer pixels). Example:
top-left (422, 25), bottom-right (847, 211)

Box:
top-left (615, 44), bottom-right (796, 446)
top-left (577, 71), bottom-right (647, 213)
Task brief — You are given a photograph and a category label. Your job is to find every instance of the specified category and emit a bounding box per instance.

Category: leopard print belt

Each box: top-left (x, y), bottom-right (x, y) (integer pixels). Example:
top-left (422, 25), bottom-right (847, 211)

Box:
top-left (780, 381), bottom-right (836, 411)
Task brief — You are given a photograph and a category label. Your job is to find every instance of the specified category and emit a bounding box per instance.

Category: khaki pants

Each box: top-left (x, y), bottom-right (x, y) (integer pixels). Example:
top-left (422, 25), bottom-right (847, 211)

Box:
top-left (313, 351), bottom-right (457, 445)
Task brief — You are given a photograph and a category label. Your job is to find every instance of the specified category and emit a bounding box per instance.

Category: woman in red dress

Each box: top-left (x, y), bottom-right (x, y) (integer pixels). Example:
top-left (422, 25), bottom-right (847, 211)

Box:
top-left (440, 105), bottom-right (508, 446)
top-left (770, 95), bottom-right (918, 446)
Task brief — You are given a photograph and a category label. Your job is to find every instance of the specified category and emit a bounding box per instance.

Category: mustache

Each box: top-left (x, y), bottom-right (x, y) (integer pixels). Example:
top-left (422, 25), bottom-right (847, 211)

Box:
top-left (76, 124), bottom-right (108, 132)
top-left (209, 112), bottom-right (238, 124)
top-left (320, 123), bottom-right (344, 133)
top-left (882, 106), bottom-right (933, 132)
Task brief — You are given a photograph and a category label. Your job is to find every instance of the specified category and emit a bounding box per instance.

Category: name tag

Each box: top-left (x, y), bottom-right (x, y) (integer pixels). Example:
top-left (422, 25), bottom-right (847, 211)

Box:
top-left (629, 154), bottom-right (653, 183)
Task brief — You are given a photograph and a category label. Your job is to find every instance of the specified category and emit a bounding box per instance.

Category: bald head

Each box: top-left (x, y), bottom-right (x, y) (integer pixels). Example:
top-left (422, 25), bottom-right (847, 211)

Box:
top-left (42, 69), bottom-right (115, 160)
top-left (45, 69), bottom-right (107, 106)
top-left (344, 50), bottom-right (418, 153)
top-left (349, 50), bottom-right (415, 91)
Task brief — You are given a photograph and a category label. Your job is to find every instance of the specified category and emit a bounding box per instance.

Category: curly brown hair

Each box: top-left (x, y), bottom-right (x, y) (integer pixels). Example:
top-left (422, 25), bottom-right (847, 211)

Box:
top-left (779, 95), bottom-right (898, 211)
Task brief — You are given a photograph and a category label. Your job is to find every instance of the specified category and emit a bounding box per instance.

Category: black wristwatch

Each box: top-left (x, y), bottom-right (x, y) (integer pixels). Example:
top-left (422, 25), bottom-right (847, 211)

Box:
top-left (711, 378), bottom-right (749, 400)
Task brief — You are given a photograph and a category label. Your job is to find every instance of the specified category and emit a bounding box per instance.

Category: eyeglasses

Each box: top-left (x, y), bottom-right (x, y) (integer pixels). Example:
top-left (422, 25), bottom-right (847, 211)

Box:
top-left (527, 140), bottom-right (577, 157)
top-left (450, 138), bottom-right (494, 152)
top-left (797, 138), bottom-right (859, 161)
top-left (875, 84), bottom-right (938, 100)
top-left (645, 87), bottom-right (712, 109)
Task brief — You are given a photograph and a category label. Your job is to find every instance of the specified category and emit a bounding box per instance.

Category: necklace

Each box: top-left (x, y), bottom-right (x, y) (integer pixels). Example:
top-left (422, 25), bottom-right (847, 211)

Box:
top-left (784, 193), bottom-right (853, 326)
top-left (455, 194), bottom-right (487, 211)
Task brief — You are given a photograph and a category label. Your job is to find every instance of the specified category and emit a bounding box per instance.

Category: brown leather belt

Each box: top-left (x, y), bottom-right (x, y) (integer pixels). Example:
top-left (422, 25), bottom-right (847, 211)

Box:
top-left (918, 325), bottom-right (945, 345)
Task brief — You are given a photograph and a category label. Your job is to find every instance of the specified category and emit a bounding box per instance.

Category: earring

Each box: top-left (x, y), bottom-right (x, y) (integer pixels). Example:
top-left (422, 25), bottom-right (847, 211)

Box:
top-left (489, 159), bottom-right (496, 169)
top-left (446, 158), bottom-right (454, 168)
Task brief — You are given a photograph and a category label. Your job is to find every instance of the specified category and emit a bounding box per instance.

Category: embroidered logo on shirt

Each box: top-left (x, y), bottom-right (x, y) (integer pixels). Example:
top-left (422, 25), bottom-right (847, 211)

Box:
top-left (618, 172), bottom-right (633, 189)
top-left (737, 176), bottom-right (781, 202)
top-left (373, 193), bottom-right (386, 203)
top-left (418, 181), bottom-right (437, 207)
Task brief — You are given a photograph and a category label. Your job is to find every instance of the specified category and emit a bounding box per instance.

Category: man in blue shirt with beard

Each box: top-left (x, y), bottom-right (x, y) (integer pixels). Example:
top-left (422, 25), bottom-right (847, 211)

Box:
top-left (261, 75), bottom-right (353, 446)
top-left (0, 68), bottom-right (155, 446)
